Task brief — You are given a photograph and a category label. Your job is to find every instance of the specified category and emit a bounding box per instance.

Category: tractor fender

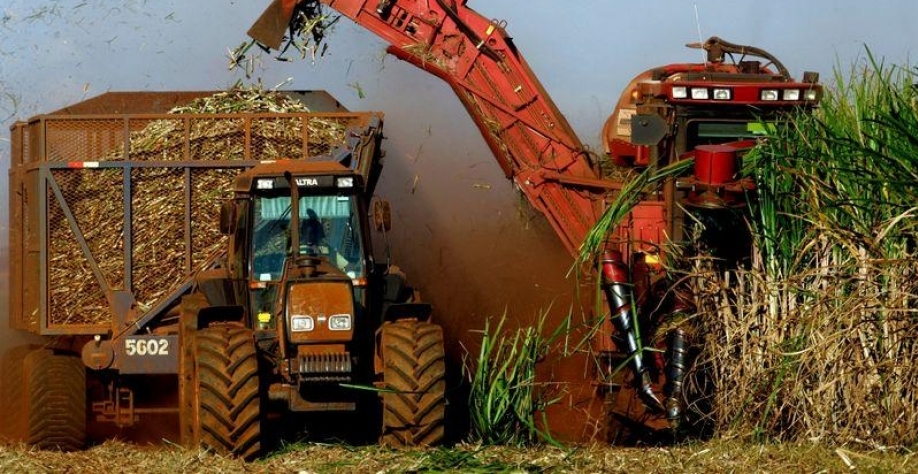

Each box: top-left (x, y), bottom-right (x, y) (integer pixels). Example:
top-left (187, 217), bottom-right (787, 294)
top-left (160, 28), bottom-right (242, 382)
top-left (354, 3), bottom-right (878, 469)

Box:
top-left (382, 302), bottom-right (432, 323)
top-left (196, 305), bottom-right (246, 330)
top-left (194, 268), bottom-right (239, 307)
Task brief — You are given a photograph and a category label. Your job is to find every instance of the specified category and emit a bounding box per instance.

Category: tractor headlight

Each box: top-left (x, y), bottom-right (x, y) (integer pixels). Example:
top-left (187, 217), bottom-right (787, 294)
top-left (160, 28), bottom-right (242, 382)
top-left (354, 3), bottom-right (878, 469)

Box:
top-left (328, 314), bottom-right (352, 331)
top-left (291, 315), bottom-right (315, 332)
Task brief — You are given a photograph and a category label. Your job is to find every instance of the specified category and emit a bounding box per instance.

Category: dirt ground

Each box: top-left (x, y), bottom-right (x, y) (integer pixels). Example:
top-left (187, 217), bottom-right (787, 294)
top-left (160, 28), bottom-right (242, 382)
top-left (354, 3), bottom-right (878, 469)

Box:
top-left (1, 438), bottom-right (915, 473)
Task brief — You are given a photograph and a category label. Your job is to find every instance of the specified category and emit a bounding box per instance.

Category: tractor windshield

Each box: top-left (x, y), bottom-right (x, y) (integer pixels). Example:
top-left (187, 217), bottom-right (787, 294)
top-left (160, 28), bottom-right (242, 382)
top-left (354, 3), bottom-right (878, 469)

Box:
top-left (296, 195), bottom-right (364, 276)
top-left (251, 194), bottom-right (365, 281)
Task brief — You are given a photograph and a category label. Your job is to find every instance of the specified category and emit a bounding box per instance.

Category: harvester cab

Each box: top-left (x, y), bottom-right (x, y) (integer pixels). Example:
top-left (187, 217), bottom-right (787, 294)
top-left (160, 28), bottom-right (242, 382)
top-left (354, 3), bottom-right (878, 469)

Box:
top-left (604, 35), bottom-right (821, 181)
top-left (598, 36), bottom-right (821, 276)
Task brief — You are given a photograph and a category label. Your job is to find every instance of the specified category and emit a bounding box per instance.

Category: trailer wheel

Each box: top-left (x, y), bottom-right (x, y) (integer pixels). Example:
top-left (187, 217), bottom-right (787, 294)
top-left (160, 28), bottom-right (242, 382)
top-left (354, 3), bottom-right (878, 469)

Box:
top-left (193, 325), bottom-right (262, 460)
top-left (23, 349), bottom-right (86, 451)
top-left (379, 320), bottom-right (446, 447)
top-left (0, 345), bottom-right (39, 443)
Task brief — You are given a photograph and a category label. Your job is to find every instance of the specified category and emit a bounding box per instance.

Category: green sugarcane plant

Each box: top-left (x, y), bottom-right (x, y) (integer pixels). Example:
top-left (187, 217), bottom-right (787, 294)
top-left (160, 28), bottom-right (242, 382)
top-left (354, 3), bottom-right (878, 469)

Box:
top-left (701, 53), bottom-right (918, 445)
top-left (464, 309), bottom-right (573, 447)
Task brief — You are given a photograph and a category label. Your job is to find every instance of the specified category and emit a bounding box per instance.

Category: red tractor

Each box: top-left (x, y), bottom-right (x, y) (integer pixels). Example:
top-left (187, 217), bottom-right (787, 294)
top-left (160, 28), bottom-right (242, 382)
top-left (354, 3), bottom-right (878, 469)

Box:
top-left (249, 0), bottom-right (822, 441)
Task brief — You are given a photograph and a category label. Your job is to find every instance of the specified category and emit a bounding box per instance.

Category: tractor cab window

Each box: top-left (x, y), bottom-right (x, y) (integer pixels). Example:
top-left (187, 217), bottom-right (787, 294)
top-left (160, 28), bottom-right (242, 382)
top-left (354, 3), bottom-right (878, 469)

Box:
top-left (297, 195), bottom-right (364, 278)
top-left (252, 195), bottom-right (292, 281)
top-left (251, 193), bottom-right (364, 281)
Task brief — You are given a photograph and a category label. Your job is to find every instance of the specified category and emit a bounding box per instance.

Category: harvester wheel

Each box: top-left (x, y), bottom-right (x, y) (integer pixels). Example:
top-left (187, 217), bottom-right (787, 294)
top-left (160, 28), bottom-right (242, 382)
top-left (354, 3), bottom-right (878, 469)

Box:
top-left (0, 344), bottom-right (39, 443)
top-left (193, 324), bottom-right (262, 460)
top-left (23, 349), bottom-right (86, 451)
top-left (379, 320), bottom-right (446, 447)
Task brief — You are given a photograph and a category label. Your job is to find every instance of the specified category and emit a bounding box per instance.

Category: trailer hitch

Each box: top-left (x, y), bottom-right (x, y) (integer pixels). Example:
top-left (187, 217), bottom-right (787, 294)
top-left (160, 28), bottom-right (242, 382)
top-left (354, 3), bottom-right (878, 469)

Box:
top-left (599, 250), bottom-right (665, 413)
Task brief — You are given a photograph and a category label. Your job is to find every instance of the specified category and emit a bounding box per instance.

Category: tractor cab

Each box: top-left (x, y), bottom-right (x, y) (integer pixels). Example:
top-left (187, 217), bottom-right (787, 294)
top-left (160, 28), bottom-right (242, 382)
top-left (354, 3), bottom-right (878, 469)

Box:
top-left (221, 160), bottom-right (374, 358)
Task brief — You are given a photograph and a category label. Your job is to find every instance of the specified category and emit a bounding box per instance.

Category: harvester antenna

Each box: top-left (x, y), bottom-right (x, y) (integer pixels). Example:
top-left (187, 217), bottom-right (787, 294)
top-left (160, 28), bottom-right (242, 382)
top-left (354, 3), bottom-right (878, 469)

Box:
top-left (693, 3), bottom-right (706, 63)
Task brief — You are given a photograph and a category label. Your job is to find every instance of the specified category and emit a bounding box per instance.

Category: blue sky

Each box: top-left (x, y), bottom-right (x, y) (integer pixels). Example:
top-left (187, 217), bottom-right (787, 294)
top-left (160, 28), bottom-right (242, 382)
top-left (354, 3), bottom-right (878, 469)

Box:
top-left (3, 1), bottom-right (917, 148)
top-left (1, 1), bottom-right (917, 340)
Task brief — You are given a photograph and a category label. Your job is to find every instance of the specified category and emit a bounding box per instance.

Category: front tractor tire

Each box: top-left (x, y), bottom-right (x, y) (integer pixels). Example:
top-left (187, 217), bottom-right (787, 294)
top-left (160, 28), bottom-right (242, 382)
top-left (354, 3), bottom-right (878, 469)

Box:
top-left (379, 320), bottom-right (446, 447)
top-left (193, 325), bottom-right (262, 460)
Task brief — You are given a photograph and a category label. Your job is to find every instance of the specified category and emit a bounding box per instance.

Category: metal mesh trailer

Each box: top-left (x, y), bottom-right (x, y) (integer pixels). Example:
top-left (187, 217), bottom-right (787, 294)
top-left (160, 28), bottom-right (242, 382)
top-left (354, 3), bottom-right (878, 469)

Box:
top-left (8, 91), bottom-right (381, 337)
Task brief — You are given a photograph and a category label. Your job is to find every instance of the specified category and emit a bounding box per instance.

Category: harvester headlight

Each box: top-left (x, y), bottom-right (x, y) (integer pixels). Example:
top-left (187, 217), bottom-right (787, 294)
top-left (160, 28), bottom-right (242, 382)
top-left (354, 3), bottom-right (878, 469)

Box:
top-left (291, 315), bottom-right (315, 332)
top-left (336, 177), bottom-right (354, 188)
top-left (671, 86), bottom-right (688, 99)
top-left (804, 89), bottom-right (819, 101)
top-left (782, 89), bottom-right (801, 101)
top-left (760, 89), bottom-right (779, 101)
top-left (690, 88), bottom-right (710, 100)
top-left (713, 88), bottom-right (732, 100)
top-left (328, 314), bottom-right (352, 331)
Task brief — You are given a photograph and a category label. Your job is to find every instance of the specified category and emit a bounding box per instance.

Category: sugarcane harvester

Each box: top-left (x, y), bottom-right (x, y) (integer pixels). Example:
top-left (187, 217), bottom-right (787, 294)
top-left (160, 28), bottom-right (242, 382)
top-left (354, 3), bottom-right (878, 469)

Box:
top-left (248, 0), bottom-right (822, 439)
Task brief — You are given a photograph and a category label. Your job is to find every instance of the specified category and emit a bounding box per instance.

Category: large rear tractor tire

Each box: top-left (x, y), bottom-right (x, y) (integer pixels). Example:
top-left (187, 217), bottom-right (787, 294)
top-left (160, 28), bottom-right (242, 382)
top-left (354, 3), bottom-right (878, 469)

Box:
top-left (193, 325), bottom-right (262, 460)
top-left (23, 349), bottom-right (86, 451)
top-left (379, 320), bottom-right (446, 447)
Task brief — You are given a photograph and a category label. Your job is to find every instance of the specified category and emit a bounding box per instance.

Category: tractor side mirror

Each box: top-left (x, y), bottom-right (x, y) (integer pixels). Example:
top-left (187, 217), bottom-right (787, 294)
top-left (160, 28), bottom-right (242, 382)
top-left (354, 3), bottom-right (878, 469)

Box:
top-left (219, 200), bottom-right (236, 235)
top-left (372, 198), bottom-right (391, 232)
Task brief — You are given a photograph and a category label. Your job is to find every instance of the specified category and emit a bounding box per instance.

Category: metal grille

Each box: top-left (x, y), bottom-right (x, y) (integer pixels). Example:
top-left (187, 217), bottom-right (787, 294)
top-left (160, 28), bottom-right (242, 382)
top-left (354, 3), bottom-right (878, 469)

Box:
top-left (131, 167), bottom-right (186, 308)
top-left (190, 167), bottom-right (240, 268)
top-left (298, 352), bottom-right (352, 382)
top-left (45, 118), bottom-right (124, 162)
top-left (251, 116), bottom-right (306, 160)
top-left (306, 116), bottom-right (350, 157)
top-left (188, 117), bottom-right (246, 160)
top-left (126, 117), bottom-right (186, 161)
top-left (19, 125), bottom-right (30, 165)
top-left (47, 175), bottom-right (115, 327)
